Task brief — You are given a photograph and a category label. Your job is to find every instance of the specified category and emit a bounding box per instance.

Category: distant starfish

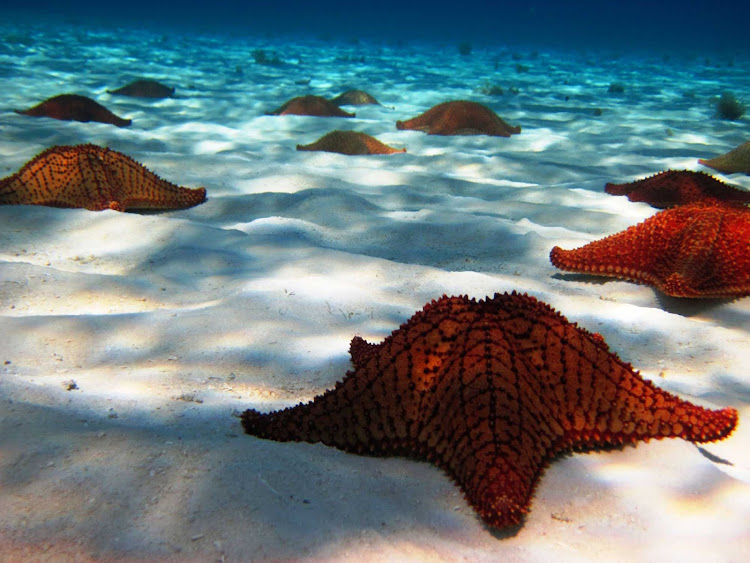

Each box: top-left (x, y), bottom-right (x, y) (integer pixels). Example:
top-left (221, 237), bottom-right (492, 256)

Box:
top-left (107, 79), bottom-right (175, 98)
top-left (267, 95), bottom-right (355, 117)
top-left (15, 94), bottom-right (131, 127)
top-left (396, 100), bottom-right (520, 136)
top-left (297, 130), bottom-right (405, 155)
top-left (330, 89), bottom-right (381, 106)
top-left (699, 141), bottom-right (750, 175)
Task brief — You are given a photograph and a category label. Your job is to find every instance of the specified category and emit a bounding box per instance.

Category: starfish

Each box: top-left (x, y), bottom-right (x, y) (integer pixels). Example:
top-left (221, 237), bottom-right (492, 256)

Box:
top-left (266, 95), bottom-right (355, 117)
top-left (296, 130), bottom-right (406, 155)
top-left (699, 141), bottom-right (750, 175)
top-left (396, 100), bottom-right (521, 136)
top-left (242, 292), bottom-right (737, 529)
top-left (0, 144), bottom-right (206, 212)
top-left (605, 169), bottom-right (750, 208)
top-left (550, 201), bottom-right (750, 298)
top-left (330, 89), bottom-right (381, 106)
top-left (15, 94), bottom-right (131, 127)
top-left (107, 79), bottom-right (175, 98)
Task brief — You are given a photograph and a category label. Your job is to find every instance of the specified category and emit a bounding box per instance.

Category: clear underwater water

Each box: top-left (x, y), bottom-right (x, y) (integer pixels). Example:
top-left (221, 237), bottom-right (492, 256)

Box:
top-left (4, 1), bottom-right (750, 53)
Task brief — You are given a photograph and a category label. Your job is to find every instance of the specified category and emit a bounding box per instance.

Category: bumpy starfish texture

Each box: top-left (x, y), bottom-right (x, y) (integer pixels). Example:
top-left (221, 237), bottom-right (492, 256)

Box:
top-left (550, 201), bottom-right (750, 298)
top-left (242, 292), bottom-right (737, 529)
top-left (605, 169), bottom-right (750, 208)
top-left (267, 95), bottom-right (355, 117)
top-left (107, 79), bottom-right (175, 98)
top-left (396, 100), bottom-right (521, 136)
top-left (699, 141), bottom-right (750, 175)
top-left (296, 130), bottom-right (406, 155)
top-left (0, 144), bottom-right (206, 212)
top-left (330, 89), bottom-right (381, 106)
top-left (15, 94), bottom-right (131, 127)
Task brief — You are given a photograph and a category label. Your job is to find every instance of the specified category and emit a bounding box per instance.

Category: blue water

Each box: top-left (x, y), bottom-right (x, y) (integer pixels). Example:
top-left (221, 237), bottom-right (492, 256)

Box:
top-left (6, 1), bottom-right (750, 53)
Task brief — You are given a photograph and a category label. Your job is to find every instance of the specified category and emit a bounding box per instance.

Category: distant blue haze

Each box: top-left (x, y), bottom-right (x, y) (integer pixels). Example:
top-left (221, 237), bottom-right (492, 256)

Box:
top-left (4, 1), bottom-right (750, 53)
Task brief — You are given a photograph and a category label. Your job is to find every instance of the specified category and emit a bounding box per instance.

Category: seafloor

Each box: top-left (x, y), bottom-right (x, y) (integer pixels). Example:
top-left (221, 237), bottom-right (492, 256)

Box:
top-left (0, 18), bottom-right (749, 562)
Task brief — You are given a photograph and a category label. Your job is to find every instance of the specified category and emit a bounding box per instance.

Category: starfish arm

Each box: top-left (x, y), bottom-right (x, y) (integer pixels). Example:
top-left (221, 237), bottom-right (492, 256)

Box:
top-left (100, 148), bottom-right (206, 211)
top-left (242, 341), bottom-right (426, 454)
top-left (462, 457), bottom-right (540, 528)
top-left (549, 216), bottom-right (683, 289)
top-left (498, 295), bottom-right (739, 447)
top-left (240, 388), bottom-right (376, 454)
top-left (412, 321), bottom-right (560, 528)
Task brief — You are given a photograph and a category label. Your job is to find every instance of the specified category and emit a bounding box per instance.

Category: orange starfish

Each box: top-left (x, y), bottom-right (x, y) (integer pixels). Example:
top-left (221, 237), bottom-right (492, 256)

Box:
top-left (242, 292), bottom-right (737, 529)
top-left (0, 144), bottom-right (206, 212)
top-left (550, 201), bottom-right (750, 298)
top-left (396, 100), bottom-right (521, 136)
top-left (605, 169), bottom-right (750, 208)
top-left (266, 95), bottom-right (355, 117)
top-left (107, 79), bottom-right (175, 98)
top-left (699, 140), bottom-right (750, 175)
top-left (296, 130), bottom-right (406, 155)
top-left (15, 94), bottom-right (131, 127)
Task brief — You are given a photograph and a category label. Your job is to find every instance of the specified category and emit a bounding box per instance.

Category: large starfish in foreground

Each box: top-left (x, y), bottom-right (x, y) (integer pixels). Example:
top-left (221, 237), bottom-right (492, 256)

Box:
top-left (0, 144), bottom-right (206, 212)
top-left (550, 201), bottom-right (750, 298)
top-left (605, 169), bottom-right (750, 208)
top-left (396, 100), bottom-right (521, 136)
top-left (242, 292), bottom-right (737, 529)
top-left (15, 94), bottom-right (131, 127)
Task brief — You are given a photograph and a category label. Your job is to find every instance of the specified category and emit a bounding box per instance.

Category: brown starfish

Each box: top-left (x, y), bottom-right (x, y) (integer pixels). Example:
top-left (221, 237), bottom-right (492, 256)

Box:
top-left (107, 79), bottom-right (175, 98)
top-left (15, 94), bottom-right (131, 127)
top-left (296, 130), bottom-right (406, 155)
top-left (605, 169), bottom-right (750, 208)
top-left (699, 140), bottom-right (750, 175)
top-left (550, 201), bottom-right (750, 298)
top-left (396, 100), bottom-right (521, 136)
top-left (0, 144), bottom-right (206, 212)
top-left (242, 292), bottom-right (737, 529)
top-left (330, 89), bottom-right (381, 106)
top-left (266, 95), bottom-right (355, 117)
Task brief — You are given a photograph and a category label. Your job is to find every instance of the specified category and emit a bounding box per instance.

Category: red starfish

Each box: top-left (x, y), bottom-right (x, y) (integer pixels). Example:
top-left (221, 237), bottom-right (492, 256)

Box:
top-left (605, 169), bottom-right (750, 208)
top-left (15, 94), bottom-right (131, 127)
top-left (550, 201), bottom-right (750, 298)
top-left (0, 144), bottom-right (206, 212)
top-left (267, 95), bottom-right (355, 117)
top-left (296, 130), bottom-right (406, 155)
top-left (396, 100), bottom-right (521, 136)
top-left (242, 292), bottom-right (737, 529)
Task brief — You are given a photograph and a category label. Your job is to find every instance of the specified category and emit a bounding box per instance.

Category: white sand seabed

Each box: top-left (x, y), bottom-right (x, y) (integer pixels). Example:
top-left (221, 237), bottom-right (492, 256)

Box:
top-left (1, 21), bottom-right (749, 561)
